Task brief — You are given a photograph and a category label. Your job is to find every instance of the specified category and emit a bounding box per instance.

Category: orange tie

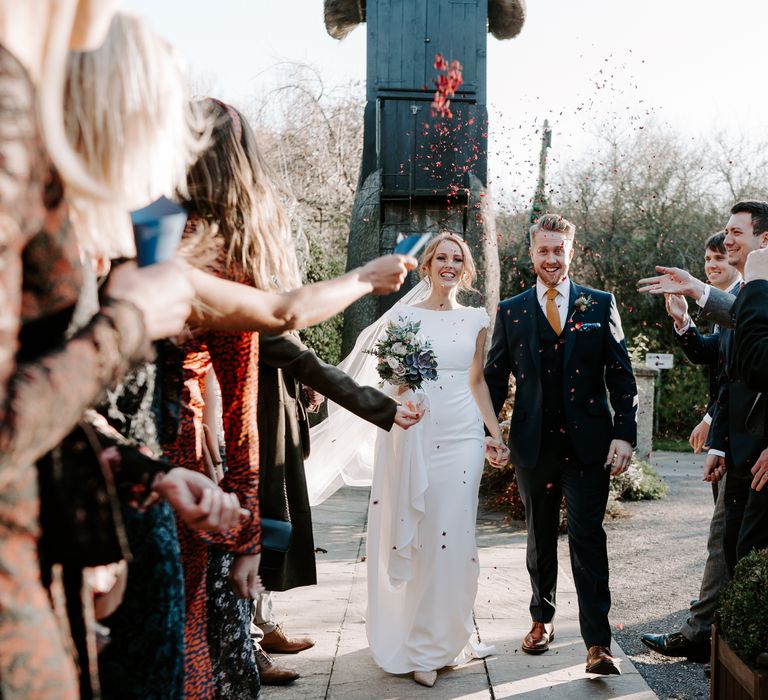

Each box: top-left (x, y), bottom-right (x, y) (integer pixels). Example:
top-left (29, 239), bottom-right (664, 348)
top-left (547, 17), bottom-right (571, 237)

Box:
top-left (545, 288), bottom-right (561, 335)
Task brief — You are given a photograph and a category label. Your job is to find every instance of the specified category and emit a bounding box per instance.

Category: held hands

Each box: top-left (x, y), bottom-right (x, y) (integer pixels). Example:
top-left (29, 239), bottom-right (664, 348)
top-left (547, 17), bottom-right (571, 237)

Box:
top-left (105, 259), bottom-right (194, 340)
top-left (485, 437), bottom-right (509, 469)
top-left (744, 247), bottom-right (768, 283)
top-left (688, 419), bottom-right (710, 454)
top-left (394, 404), bottom-right (422, 429)
top-left (229, 553), bottom-right (264, 599)
top-left (605, 439), bottom-right (633, 476)
top-left (750, 447), bottom-right (768, 491)
top-left (638, 266), bottom-right (707, 301)
top-left (152, 469), bottom-right (247, 531)
top-left (703, 453), bottom-right (726, 482)
top-left (360, 255), bottom-right (418, 295)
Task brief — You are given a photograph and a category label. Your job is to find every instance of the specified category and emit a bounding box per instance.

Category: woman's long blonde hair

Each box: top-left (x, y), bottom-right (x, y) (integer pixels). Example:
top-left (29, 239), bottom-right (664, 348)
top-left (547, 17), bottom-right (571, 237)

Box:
top-left (63, 13), bottom-right (210, 257)
top-left (181, 99), bottom-right (301, 291)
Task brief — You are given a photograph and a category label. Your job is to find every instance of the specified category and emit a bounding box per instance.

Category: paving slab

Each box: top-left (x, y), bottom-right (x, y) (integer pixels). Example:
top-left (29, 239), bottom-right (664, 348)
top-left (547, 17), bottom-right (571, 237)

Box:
top-left (267, 487), bottom-right (657, 699)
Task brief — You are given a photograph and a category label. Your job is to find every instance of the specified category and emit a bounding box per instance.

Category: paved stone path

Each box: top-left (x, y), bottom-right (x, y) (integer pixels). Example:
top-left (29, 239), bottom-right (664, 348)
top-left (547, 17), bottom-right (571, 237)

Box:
top-left (265, 486), bottom-right (658, 699)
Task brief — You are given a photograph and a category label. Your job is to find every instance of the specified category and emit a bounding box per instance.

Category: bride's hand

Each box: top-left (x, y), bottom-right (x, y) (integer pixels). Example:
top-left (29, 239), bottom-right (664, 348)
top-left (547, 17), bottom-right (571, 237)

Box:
top-left (485, 438), bottom-right (509, 469)
top-left (394, 404), bottom-right (422, 429)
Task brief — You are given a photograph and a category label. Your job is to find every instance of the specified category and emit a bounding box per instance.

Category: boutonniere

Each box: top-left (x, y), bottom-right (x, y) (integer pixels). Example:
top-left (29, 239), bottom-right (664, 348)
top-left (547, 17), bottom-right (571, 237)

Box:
top-left (568, 294), bottom-right (593, 323)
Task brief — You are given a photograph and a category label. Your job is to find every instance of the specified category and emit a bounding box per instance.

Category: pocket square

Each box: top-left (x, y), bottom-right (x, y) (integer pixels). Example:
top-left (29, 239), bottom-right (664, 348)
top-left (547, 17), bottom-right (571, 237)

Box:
top-left (574, 322), bottom-right (601, 332)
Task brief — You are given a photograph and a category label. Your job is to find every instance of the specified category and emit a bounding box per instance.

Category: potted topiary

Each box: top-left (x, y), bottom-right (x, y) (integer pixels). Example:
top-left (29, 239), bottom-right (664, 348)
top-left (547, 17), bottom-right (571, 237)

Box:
top-left (712, 549), bottom-right (768, 699)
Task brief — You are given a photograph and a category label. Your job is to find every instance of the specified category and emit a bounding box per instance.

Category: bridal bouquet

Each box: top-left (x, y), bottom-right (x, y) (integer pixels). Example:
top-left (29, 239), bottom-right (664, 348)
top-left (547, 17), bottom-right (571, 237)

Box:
top-left (366, 316), bottom-right (438, 391)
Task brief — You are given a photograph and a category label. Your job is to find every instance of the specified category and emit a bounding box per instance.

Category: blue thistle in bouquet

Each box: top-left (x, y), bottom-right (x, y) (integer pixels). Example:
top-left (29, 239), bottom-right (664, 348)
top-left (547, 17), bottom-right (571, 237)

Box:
top-left (366, 316), bottom-right (438, 391)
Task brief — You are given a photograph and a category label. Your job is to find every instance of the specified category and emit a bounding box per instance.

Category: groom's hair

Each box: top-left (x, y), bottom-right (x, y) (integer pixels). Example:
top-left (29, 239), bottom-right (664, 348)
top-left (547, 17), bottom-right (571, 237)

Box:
top-left (731, 201), bottom-right (768, 237)
top-left (529, 213), bottom-right (576, 247)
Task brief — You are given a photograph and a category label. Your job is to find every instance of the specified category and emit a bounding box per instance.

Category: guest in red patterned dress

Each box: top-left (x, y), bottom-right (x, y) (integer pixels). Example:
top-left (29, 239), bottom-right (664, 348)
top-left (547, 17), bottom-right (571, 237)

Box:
top-left (0, 2), bottom-right (195, 698)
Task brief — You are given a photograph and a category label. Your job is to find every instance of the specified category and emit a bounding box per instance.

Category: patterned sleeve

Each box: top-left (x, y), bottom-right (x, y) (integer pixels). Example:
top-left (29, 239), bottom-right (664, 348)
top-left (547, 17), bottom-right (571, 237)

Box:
top-left (201, 330), bottom-right (261, 553)
top-left (0, 50), bottom-right (153, 475)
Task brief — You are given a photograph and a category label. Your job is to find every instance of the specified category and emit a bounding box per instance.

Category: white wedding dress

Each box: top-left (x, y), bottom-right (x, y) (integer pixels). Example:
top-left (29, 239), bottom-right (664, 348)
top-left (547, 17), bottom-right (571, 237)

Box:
top-left (365, 304), bottom-right (493, 673)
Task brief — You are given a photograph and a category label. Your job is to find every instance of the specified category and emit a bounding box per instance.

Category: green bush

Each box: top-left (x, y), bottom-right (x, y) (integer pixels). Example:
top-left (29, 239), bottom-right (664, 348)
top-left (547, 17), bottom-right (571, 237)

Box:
top-left (298, 240), bottom-right (346, 365)
top-left (482, 453), bottom-right (666, 527)
top-left (610, 457), bottom-right (667, 501)
top-left (717, 549), bottom-right (768, 666)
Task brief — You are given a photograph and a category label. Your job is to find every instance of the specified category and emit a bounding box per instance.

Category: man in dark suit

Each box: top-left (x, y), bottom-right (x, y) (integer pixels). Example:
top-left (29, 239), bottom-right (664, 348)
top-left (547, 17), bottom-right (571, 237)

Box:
top-left (484, 213), bottom-right (637, 676)
top-left (638, 202), bottom-right (768, 573)
top-left (641, 232), bottom-right (739, 664)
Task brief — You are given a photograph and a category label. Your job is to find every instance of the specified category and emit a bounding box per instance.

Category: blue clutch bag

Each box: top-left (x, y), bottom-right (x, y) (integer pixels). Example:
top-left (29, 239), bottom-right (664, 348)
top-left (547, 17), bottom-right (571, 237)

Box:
top-left (261, 518), bottom-right (293, 553)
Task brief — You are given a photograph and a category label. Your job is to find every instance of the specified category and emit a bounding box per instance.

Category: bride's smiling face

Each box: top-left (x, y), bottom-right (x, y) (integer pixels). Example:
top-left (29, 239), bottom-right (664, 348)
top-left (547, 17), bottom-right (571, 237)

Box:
top-left (427, 240), bottom-right (465, 291)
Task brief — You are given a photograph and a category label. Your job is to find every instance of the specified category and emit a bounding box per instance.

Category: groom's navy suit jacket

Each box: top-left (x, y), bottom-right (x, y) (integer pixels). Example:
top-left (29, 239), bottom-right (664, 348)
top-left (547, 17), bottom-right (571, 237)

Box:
top-left (484, 281), bottom-right (637, 470)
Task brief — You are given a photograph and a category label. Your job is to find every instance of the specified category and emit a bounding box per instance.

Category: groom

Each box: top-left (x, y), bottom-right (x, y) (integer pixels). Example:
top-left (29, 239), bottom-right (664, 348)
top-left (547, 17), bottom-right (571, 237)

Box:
top-left (485, 213), bottom-right (637, 675)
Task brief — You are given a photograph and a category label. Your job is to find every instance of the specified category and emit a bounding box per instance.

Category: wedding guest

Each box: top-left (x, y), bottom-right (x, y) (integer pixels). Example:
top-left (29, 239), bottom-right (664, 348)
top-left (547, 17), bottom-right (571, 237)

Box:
top-left (639, 202), bottom-right (768, 571)
top-left (253, 331), bottom-right (421, 684)
top-left (641, 230), bottom-right (739, 665)
top-left (485, 213), bottom-right (637, 676)
top-left (164, 99), bottom-right (416, 699)
top-left (671, 232), bottom-right (741, 456)
top-left (0, 2), bottom-right (194, 697)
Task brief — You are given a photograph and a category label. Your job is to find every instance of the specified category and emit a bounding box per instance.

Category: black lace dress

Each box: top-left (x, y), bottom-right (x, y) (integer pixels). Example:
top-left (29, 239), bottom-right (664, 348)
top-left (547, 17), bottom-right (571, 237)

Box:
top-left (97, 344), bottom-right (186, 700)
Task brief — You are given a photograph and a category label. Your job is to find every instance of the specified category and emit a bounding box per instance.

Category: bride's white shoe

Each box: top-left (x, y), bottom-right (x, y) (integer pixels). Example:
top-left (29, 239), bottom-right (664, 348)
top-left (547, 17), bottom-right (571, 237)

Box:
top-left (413, 670), bottom-right (437, 687)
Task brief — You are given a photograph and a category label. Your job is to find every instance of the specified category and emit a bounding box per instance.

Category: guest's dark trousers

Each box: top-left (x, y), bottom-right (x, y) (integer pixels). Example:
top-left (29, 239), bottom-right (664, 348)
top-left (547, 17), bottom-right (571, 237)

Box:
top-left (515, 432), bottom-right (612, 649)
top-left (724, 467), bottom-right (768, 575)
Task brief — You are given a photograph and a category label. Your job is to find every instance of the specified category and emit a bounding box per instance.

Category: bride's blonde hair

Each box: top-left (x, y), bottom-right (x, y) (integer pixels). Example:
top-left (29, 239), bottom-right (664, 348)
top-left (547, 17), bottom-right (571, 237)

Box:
top-left (63, 13), bottom-right (210, 257)
top-left (418, 232), bottom-right (477, 292)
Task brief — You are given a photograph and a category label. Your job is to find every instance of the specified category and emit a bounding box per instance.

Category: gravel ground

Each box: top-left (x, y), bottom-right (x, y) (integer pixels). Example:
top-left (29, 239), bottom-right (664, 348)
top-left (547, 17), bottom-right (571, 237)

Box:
top-left (602, 450), bottom-right (715, 699)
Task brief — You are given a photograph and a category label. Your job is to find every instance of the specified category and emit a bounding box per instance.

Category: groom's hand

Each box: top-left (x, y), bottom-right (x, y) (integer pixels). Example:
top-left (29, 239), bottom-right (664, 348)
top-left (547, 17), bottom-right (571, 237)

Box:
top-left (485, 437), bottom-right (509, 469)
top-left (394, 404), bottom-right (422, 429)
top-left (605, 439), bottom-right (633, 476)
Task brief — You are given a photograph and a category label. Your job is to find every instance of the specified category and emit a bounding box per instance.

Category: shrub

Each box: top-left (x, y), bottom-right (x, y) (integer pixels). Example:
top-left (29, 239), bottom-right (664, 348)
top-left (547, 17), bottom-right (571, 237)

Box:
top-left (298, 240), bottom-right (346, 365)
top-left (610, 457), bottom-right (668, 501)
top-left (482, 453), bottom-right (666, 526)
top-left (717, 549), bottom-right (768, 667)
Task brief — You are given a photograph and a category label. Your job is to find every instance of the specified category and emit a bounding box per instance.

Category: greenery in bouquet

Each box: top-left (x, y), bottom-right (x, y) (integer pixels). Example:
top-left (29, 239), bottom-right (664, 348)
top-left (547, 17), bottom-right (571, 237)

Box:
top-left (366, 316), bottom-right (438, 391)
top-left (717, 548), bottom-right (768, 667)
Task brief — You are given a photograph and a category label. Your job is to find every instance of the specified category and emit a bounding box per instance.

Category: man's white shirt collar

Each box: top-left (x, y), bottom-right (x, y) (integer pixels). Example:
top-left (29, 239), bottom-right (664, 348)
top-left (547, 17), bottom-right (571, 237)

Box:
top-left (536, 277), bottom-right (571, 302)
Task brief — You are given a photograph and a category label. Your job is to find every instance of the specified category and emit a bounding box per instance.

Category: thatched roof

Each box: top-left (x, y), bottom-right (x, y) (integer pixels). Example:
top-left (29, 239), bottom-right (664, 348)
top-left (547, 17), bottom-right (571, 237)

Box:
top-left (323, 0), bottom-right (526, 41)
top-left (324, 0), bottom-right (365, 40)
top-left (488, 0), bottom-right (526, 40)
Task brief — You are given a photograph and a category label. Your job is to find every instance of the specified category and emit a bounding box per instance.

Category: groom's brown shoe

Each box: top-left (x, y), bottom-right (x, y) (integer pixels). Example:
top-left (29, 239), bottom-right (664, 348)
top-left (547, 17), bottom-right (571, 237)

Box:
top-left (585, 646), bottom-right (621, 675)
top-left (522, 622), bottom-right (555, 654)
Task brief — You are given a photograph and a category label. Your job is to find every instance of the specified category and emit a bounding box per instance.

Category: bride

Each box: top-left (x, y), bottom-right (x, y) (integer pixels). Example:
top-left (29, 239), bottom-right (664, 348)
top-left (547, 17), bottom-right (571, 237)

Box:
top-left (306, 233), bottom-right (509, 688)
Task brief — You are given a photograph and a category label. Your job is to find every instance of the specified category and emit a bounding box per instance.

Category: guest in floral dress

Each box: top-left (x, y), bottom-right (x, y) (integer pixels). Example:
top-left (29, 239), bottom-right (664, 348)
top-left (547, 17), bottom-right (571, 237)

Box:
top-left (0, 3), bottom-right (194, 698)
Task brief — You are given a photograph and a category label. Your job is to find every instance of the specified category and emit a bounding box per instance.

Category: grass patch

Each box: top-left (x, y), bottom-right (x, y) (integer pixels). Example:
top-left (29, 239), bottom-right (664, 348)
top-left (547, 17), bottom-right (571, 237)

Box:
top-left (654, 436), bottom-right (690, 452)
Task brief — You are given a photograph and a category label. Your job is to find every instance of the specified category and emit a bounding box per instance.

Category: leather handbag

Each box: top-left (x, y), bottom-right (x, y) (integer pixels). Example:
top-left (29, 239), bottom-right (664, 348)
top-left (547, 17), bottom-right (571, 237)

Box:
top-left (261, 518), bottom-right (293, 553)
top-left (37, 421), bottom-right (131, 568)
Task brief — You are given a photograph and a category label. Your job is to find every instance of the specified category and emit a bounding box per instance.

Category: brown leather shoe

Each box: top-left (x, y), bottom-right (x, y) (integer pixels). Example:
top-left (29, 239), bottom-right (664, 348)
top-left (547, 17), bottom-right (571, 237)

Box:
top-left (521, 622), bottom-right (555, 654)
top-left (254, 647), bottom-right (300, 685)
top-left (585, 645), bottom-right (621, 675)
top-left (261, 624), bottom-right (315, 654)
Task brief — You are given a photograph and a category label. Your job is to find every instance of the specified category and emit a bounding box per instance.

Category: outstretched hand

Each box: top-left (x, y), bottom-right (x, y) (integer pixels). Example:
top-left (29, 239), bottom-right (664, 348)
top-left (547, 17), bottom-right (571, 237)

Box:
top-left (605, 439), bottom-right (633, 476)
top-left (637, 266), bottom-right (707, 301)
top-left (745, 247), bottom-right (768, 283)
top-left (360, 255), bottom-right (418, 296)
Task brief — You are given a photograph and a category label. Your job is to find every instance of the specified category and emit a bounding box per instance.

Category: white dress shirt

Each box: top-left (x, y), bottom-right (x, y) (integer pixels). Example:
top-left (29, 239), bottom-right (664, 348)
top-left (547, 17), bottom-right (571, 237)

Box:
top-left (536, 277), bottom-right (571, 332)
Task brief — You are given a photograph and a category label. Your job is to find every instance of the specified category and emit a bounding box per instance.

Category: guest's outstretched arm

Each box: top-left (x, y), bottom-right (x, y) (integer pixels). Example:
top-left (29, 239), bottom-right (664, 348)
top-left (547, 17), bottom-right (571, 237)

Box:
top-left (189, 254), bottom-right (416, 333)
